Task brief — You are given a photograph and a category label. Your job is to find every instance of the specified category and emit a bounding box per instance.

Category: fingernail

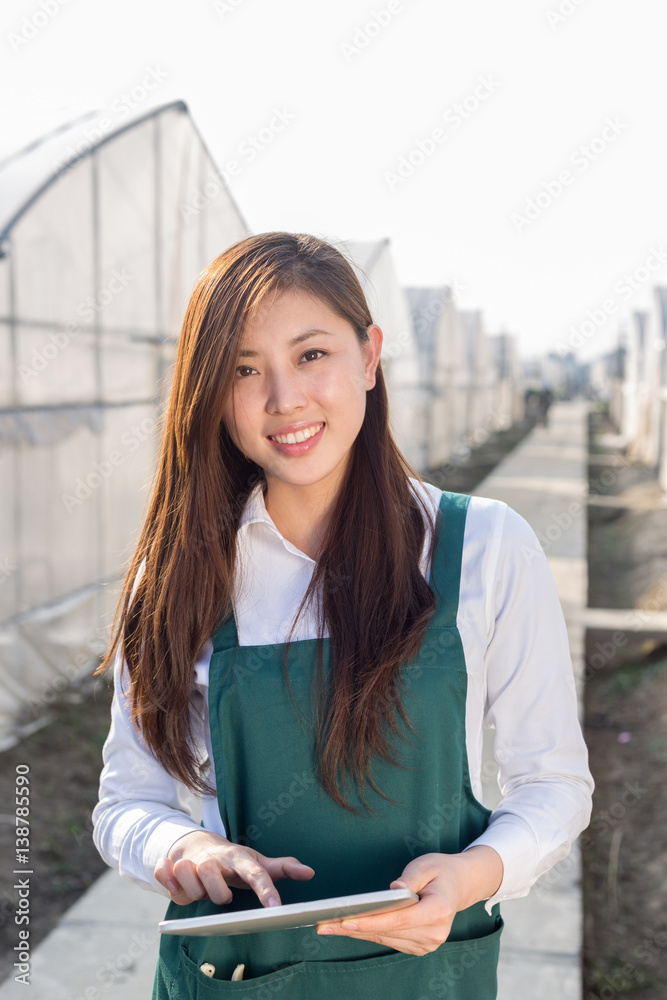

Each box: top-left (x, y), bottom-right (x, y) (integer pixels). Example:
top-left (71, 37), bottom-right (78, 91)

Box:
top-left (166, 880), bottom-right (179, 893)
top-left (341, 921), bottom-right (358, 930)
top-left (392, 881), bottom-right (407, 889)
top-left (318, 926), bottom-right (332, 935)
top-left (267, 895), bottom-right (279, 907)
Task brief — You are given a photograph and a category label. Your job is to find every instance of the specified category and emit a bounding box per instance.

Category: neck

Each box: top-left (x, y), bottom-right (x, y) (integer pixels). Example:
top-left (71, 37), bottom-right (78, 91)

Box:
top-left (263, 477), bottom-right (342, 561)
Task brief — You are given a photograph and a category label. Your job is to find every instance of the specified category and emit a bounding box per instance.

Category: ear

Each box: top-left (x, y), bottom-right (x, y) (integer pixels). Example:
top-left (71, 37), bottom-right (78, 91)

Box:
top-left (363, 324), bottom-right (383, 390)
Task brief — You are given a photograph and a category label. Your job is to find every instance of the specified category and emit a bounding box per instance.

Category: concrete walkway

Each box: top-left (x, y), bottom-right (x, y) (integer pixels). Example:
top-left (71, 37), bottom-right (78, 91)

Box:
top-left (475, 399), bottom-right (590, 999)
top-left (0, 400), bottom-right (591, 999)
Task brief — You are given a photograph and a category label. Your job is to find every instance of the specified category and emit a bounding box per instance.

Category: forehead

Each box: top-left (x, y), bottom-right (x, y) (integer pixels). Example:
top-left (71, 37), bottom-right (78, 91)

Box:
top-left (239, 288), bottom-right (354, 346)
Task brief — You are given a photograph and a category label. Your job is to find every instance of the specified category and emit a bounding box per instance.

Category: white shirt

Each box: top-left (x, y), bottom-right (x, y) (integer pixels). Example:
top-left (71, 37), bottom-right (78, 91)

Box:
top-left (92, 477), bottom-right (594, 916)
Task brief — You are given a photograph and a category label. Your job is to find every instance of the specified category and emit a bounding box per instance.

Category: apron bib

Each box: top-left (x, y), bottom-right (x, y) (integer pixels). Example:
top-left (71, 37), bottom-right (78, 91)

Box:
top-left (153, 490), bottom-right (503, 999)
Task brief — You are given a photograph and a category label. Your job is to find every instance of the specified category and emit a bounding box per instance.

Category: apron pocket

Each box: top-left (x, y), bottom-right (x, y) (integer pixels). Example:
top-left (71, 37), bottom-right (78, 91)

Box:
top-left (179, 941), bottom-right (307, 998)
top-left (304, 917), bottom-right (503, 1000)
top-left (177, 918), bottom-right (503, 1000)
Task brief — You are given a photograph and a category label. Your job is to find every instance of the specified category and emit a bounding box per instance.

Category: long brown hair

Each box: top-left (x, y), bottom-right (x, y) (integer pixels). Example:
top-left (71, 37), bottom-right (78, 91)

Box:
top-left (96, 232), bottom-right (439, 809)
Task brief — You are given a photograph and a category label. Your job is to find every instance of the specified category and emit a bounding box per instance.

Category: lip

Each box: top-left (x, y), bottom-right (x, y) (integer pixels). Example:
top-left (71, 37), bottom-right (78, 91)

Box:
top-left (266, 421), bottom-right (325, 456)
top-left (266, 421), bottom-right (325, 438)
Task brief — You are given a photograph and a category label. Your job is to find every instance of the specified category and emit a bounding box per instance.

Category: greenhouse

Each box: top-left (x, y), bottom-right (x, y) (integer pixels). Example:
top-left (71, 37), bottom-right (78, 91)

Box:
top-left (0, 100), bottom-right (248, 746)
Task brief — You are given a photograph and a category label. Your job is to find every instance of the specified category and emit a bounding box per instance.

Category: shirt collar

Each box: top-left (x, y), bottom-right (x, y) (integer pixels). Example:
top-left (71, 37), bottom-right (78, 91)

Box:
top-left (238, 479), bottom-right (270, 531)
top-left (237, 480), bottom-right (316, 563)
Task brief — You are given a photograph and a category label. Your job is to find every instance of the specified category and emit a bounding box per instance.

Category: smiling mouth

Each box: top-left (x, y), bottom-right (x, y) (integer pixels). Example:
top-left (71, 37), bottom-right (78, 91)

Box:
top-left (267, 422), bottom-right (325, 445)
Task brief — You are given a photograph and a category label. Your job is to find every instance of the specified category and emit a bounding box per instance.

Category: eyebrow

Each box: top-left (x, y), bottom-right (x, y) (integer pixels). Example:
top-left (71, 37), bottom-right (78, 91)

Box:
top-left (238, 329), bottom-right (335, 358)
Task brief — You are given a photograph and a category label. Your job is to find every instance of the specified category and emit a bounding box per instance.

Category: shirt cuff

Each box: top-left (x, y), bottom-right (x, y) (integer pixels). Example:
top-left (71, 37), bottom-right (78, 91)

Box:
top-left (462, 814), bottom-right (540, 915)
top-left (119, 812), bottom-right (205, 896)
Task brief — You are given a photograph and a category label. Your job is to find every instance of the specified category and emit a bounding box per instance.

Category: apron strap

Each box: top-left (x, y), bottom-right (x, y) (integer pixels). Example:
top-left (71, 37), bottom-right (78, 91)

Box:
top-left (427, 489), bottom-right (471, 630)
top-left (210, 487), bottom-right (470, 649)
top-left (211, 606), bottom-right (238, 653)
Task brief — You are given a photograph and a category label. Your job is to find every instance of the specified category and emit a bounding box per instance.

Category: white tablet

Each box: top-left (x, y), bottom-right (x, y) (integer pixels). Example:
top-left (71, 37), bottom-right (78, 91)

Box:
top-left (159, 888), bottom-right (419, 937)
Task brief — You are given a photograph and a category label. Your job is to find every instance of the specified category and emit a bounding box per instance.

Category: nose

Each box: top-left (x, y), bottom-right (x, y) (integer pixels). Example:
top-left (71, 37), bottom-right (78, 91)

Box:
top-left (266, 366), bottom-right (308, 414)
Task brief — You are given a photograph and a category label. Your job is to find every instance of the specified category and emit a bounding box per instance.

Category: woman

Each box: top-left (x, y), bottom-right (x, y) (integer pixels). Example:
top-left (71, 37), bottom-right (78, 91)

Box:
top-left (92, 231), bottom-right (594, 998)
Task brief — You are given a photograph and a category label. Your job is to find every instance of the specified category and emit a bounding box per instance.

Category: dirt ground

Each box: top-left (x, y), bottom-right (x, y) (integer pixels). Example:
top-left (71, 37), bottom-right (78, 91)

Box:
top-left (0, 676), bottom-right (114, 985)
top-left (424, 417), bottom-right (535, 495)
top-left (583, 409), bottom-right (667, 999)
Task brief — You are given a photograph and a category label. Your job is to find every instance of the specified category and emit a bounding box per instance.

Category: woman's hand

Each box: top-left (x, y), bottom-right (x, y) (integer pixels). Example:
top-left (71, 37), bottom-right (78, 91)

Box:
top-left (154, 830), bottom-right (315, 907)
top-left (316, 846), bottom-right (503, 956)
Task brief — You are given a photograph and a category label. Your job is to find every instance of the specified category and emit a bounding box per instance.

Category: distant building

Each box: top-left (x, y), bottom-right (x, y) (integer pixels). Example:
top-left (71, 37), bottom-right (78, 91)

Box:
top-left (459, 310), bottom-right (495, 441)
top-left (608, 292), bottom-right (667, 488)
top-left (488, 331), bottom-right (524, 427)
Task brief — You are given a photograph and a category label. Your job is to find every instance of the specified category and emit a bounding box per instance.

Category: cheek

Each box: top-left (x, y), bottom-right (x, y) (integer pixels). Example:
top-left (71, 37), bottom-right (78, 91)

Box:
top-left (318, 364), bottom-right (367, 406)
top-left (322, 375), bottom-right (367, 439)
top-left (222, 392), bottom-right (252, 437)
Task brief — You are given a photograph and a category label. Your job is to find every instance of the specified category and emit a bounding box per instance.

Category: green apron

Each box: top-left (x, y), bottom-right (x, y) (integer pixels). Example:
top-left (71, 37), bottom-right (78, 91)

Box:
top-left (153, 490), bottom-right (503, 999)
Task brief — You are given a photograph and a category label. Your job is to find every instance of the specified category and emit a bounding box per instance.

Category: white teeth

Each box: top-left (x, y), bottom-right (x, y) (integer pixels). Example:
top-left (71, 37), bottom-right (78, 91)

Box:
top-left (270, 423), bottom-right (323, 445)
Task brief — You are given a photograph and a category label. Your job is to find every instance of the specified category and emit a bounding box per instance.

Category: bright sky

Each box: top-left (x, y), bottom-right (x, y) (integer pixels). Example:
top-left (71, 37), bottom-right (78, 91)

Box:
top-left (2, 0), bottom-right (667, 361)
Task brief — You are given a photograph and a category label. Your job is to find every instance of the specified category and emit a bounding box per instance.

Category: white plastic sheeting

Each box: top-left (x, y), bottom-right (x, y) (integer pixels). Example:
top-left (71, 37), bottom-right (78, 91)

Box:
top-left (0, 101), bottom-right (248, 746)
top-left (343, 239), bottom-right (426, 471)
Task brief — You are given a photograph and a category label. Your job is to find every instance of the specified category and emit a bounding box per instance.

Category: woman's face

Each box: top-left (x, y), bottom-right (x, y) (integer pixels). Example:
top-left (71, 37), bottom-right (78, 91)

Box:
top-left (221, 287), bottom-right (383, 500)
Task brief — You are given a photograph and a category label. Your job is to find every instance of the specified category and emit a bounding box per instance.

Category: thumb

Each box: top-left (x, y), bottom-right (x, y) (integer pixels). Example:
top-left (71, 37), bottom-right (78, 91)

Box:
top-left (390, 855), bottom-right (440, 895)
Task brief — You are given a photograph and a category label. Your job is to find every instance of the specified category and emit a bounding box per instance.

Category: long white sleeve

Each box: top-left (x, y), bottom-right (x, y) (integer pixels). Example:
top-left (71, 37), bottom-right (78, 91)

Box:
top-left (462, 502), bottom-right (594, 913)
top-left (91, 645), bottom-right (212, 897)
top-left (91, 481), bottom-right (594, 905)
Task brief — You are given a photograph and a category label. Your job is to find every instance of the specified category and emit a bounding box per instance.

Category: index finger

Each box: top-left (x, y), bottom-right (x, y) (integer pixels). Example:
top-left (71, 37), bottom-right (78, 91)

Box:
top-left (228, 855), bottom-right (283, 908)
